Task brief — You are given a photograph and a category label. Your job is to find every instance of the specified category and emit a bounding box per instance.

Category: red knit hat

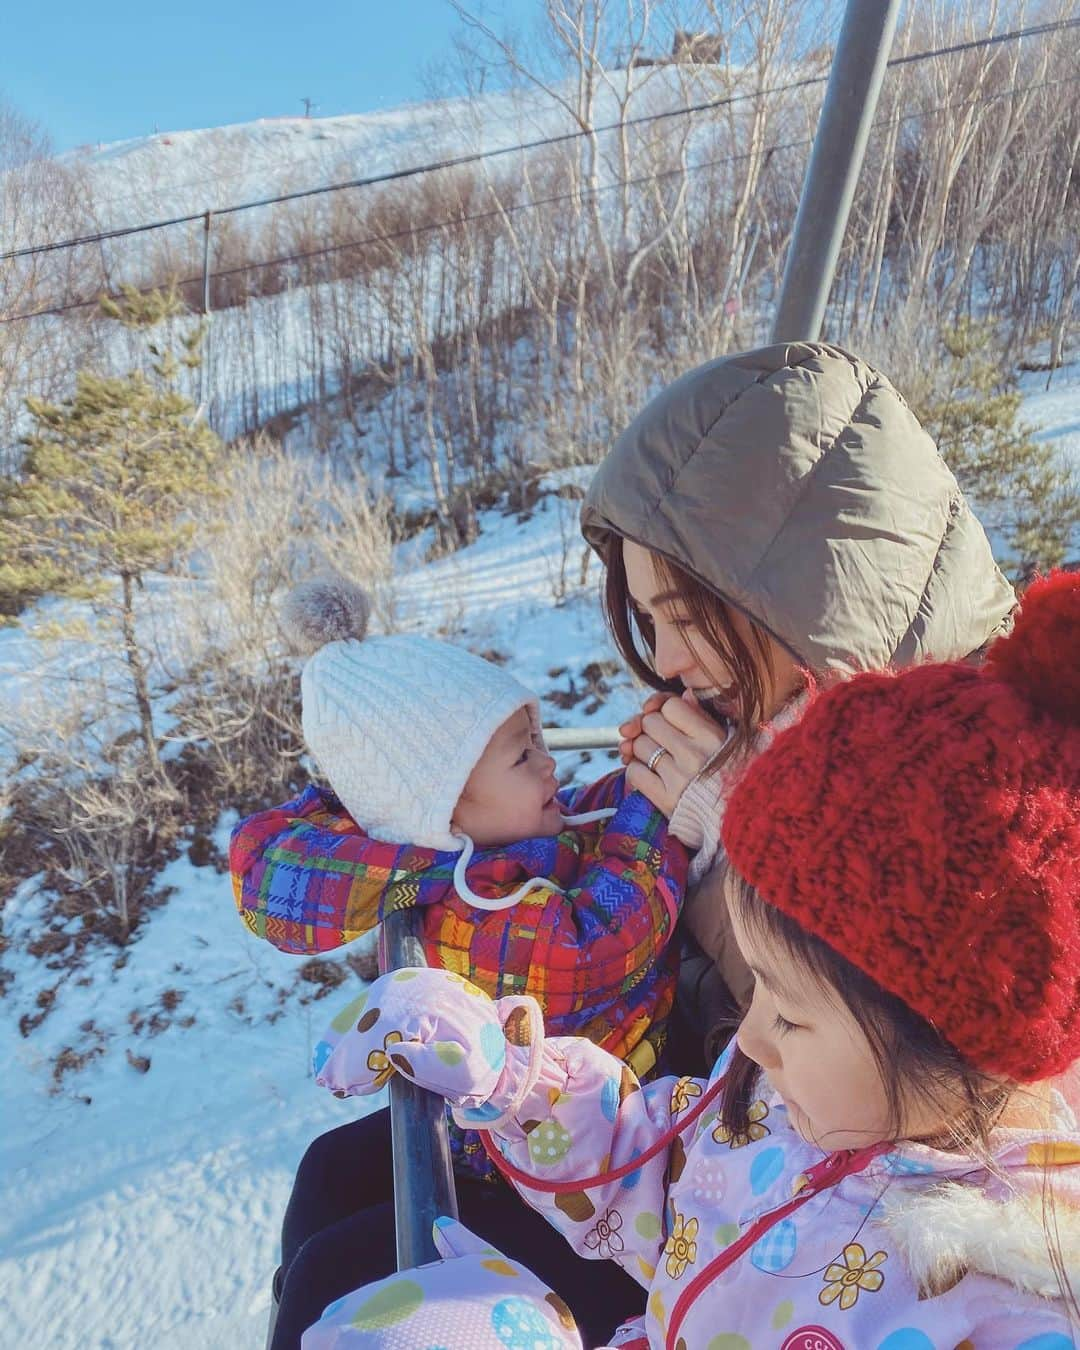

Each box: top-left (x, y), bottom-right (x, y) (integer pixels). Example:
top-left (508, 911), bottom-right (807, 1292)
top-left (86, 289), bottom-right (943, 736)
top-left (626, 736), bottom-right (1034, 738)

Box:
top-left (721, 570), bottom-right (1080, 1083)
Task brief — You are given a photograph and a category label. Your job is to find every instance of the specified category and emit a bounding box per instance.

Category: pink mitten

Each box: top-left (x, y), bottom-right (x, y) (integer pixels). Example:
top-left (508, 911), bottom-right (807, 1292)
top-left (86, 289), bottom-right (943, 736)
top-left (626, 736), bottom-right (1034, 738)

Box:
top-left (301, 1217), bottom-right (584, 1349)
top-left (313, 966), bottom-right (544, 1118)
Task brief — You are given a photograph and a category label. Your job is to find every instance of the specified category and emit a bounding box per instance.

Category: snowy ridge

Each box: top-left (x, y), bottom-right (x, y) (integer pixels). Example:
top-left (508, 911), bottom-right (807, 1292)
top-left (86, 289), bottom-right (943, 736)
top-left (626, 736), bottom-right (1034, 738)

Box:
top-left (48, 64), bottom-right (755, 238)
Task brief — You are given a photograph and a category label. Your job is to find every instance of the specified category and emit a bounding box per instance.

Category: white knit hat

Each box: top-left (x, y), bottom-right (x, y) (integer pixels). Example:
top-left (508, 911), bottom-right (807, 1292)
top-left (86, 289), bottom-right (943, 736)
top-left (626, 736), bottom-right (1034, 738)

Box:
top-left (282, 578), bottom-right (543, 852)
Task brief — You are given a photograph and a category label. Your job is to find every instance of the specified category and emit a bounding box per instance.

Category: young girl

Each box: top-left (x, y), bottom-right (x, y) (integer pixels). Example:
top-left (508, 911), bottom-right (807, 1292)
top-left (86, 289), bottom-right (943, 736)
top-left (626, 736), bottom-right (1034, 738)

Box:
top-left (244, 341), bottom-right (1016, 1349)
top-left (311, 570), bottom-right (1079, 1349)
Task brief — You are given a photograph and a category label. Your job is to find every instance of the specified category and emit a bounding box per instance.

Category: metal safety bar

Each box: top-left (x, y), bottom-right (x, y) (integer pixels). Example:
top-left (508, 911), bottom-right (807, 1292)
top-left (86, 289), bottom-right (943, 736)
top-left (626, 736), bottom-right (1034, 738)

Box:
top-left (543, 726), bottom-right (621, 751)
top-left (377, 724), bottom-right (625, 1270)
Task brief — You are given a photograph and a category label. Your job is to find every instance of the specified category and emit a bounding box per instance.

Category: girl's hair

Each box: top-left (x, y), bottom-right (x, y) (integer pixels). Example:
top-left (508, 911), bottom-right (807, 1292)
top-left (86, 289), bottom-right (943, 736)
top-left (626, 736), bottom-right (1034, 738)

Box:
top-left (720, 871), bottom-right (1078, 1318)
top-left (718, 871), bottom-right (1011, 1146)
top-left (602, 540), bottom-right (793, 764)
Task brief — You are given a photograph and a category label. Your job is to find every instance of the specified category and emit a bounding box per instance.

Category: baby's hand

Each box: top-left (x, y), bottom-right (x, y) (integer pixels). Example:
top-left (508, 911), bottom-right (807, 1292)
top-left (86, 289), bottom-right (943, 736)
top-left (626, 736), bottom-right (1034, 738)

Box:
top-left (313, 967), bottom-right (544, 1117)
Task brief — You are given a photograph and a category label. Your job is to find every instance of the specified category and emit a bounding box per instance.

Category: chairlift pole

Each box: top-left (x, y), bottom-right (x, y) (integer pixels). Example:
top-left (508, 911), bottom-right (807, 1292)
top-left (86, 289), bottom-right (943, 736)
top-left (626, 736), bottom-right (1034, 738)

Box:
top-left (770, 0), bottom-right (902, 343)
top-left (379, 906), bottom-right (458, 1269)
top-left (200, 210), bottom-right (213, 411)
top-left (378, 723), bottom-right (619, 1270)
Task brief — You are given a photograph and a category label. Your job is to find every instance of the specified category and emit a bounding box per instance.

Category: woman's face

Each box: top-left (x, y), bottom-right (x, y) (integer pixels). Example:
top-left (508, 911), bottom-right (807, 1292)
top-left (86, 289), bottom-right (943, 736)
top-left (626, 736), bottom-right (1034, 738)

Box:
top-left (622, 541), bottom-right (802, 723)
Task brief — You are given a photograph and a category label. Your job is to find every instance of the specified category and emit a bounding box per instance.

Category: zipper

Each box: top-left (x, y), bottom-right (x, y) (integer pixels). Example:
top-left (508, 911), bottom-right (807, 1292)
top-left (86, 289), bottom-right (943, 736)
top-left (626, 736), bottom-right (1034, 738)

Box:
top-left (665, 1142), bottom-right (888, 1350)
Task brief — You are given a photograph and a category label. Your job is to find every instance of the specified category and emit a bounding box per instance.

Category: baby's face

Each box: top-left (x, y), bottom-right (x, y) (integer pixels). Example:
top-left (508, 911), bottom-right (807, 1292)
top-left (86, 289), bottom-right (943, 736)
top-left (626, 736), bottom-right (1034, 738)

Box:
top-left (452, 708), bottom-right (563, 847)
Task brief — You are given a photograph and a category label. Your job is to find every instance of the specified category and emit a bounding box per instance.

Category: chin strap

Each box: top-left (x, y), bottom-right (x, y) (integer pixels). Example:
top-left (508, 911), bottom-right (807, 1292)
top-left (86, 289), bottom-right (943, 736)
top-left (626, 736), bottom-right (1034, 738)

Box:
top-left (451, 806), bottom-right (617, 912)
top-left (557, 806), bottom-right (617, 826)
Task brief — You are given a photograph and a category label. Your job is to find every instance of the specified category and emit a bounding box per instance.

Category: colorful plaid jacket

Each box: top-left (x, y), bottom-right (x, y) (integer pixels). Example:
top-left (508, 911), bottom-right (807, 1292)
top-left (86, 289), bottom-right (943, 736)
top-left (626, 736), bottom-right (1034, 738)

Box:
top-left (230, 771), bottom-right (688, 1077)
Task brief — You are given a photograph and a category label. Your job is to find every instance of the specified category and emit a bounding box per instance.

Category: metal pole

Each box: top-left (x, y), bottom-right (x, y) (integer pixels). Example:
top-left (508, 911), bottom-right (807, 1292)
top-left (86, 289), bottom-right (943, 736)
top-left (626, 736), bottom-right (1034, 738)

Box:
top-left (378, 725), bottom-right (619, 1268)
top-left (770, 0), bottom-right (902, 343)
top-left (545, 726), bottom-right (620, 750)
top-left (200, 209), bottom-right (213, 411)
top-left (379, 904), bottom-right (459, 1270)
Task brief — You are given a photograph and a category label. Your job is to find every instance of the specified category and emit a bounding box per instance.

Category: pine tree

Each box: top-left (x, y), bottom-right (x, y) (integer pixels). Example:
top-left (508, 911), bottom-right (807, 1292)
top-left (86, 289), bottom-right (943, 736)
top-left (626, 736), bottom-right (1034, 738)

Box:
top-left (0, 286), bottom-right (223, 780)
top-left (914, 321), bottom-right (1079, 576)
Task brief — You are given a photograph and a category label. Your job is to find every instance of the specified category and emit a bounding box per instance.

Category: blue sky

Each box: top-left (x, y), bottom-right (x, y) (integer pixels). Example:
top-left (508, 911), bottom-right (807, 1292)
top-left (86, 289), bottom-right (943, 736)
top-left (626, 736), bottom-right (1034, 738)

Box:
top-left (1, 0), bottom-right (513, 152)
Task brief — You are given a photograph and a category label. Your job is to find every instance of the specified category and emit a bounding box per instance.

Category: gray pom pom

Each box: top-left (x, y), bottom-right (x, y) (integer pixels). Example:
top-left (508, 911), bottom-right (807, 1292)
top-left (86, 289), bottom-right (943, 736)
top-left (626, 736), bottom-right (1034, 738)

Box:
top-left (281, 577), bottom-right (371, 651)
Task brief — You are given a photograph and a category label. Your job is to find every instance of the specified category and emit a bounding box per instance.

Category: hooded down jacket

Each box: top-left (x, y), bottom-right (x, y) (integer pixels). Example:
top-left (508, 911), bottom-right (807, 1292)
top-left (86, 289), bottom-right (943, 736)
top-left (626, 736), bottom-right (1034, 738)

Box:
top-left (581, 341), bottom-right (1016, 673)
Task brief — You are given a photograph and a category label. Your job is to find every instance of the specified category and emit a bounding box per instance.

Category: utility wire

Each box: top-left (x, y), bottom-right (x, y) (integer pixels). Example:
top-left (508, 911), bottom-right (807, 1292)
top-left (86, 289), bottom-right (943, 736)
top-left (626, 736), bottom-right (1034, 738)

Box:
top-left (2, 12), bottom-right (1077, 265)
top-left (123, 9), bottom-right (1080, 221)
top-left (2, 68), bottom-right (1075, 328)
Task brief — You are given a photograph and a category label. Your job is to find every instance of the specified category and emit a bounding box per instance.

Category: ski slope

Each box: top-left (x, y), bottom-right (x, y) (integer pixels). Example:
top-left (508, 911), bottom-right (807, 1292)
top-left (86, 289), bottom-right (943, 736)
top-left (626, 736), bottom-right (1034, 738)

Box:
top-left (0, 488), bottom-right (636, 1350)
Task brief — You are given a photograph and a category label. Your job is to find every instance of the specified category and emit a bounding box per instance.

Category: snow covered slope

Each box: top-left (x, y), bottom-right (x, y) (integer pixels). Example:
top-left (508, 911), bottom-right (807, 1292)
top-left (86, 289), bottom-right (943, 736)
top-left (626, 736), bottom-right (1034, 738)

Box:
top-left (53, 63), bottom-right (744, 237)
top-left (0, 486), bottom-right (636, 1350)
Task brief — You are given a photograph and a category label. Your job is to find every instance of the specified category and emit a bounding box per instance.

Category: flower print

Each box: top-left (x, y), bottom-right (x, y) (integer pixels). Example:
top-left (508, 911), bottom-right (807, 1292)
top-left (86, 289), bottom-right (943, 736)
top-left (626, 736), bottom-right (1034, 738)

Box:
top-left (366, 1031), bottom-right (405, 1088)
top-left (663, 1209), bottom-right (699, 1280)
top-left (584, 1208), bottom-right (625, 1259)
top-left (819, 1242), bottom-right (887, 1311)
top-left (670, 1076), bottom-right (703, 1115)
top-left (712, 1099), bottom-right (770, 1149)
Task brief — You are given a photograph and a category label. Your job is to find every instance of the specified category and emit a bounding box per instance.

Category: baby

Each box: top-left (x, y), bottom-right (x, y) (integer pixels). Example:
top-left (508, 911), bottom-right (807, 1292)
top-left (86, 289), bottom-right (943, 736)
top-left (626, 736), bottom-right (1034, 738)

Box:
top-left (231, 577), bottom-right (688, 1173)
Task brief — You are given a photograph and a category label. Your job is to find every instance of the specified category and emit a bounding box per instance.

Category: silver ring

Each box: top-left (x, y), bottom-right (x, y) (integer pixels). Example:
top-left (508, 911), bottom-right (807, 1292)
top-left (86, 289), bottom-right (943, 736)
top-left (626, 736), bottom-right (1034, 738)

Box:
top-left (646, 746), bottom-right (669, 772)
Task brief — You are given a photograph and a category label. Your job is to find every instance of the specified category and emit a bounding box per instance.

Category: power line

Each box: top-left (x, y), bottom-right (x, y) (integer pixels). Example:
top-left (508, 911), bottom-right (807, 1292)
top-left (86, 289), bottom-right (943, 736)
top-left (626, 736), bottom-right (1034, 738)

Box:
top-left (82, 13), bottom-right (1080, 221)
top-left (4, 68), bottom-right (1073, 329)
top-left (3, 12), bottom-right (1077, 265)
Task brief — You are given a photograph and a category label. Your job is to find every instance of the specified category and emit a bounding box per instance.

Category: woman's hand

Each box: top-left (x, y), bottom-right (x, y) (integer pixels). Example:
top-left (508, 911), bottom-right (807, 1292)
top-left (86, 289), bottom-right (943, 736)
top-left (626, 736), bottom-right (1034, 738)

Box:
top-left (620, 690), bottom-right (729, 816)
top-left (617, 691), bottom-right (669, 762)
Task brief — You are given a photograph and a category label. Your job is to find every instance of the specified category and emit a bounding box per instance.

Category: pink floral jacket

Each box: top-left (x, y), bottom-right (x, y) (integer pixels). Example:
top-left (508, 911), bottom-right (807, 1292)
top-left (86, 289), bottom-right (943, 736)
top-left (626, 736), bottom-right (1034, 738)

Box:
top-left (313, 968), bottom-right (1080, 1350)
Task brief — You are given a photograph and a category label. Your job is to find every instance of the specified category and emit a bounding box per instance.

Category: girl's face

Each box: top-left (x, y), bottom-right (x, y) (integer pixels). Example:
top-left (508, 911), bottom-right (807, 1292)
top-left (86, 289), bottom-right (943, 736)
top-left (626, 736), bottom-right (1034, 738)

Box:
top-left (452, 709), bottom-right (563, 847)
top-left (622, 541), bottom-right (802, 724)
top-left (727, 884), bottom-right (953, 1150)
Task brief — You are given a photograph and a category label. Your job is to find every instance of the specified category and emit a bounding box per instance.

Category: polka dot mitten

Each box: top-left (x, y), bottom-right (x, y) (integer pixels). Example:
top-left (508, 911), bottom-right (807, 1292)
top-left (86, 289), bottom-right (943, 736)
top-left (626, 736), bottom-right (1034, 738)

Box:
top-left (313, 967), bottom-right (545, 1123)
top-left (300, 1216), bottom-right (584, 1349)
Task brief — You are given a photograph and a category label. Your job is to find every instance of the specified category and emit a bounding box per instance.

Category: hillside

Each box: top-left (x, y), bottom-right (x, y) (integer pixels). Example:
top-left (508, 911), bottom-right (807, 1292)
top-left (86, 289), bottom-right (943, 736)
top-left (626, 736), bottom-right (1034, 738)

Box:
top-left (0, 476), bottom-right (637, 1349)
top-left (2, 37), bottom-right (1080, 1346)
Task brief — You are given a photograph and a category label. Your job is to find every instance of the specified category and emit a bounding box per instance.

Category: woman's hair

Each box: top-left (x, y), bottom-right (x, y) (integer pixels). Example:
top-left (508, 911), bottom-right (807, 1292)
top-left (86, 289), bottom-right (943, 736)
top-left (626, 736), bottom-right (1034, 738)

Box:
top-left (719, 871), bottom-right (1078, 1317)
top-left (602, 540), bottom-right (791, 763)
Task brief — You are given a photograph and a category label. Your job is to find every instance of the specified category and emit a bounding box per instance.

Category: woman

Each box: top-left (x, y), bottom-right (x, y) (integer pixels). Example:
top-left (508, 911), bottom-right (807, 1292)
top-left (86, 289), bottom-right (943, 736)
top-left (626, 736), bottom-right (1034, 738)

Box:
top-left (248, 341), bottom-right (1015, 1348)
top-left (587, 340), bottom-right (1014, 1054)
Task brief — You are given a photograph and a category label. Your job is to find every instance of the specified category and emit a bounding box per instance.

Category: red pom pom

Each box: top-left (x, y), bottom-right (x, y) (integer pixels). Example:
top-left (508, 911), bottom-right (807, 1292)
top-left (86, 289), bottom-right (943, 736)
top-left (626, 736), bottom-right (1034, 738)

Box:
top-left (984, 570), bottom-right (1080, 723)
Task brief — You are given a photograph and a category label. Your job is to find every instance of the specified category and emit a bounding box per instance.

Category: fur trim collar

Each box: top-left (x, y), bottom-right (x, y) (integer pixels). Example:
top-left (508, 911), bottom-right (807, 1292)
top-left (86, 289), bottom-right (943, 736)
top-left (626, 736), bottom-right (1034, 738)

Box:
top-left (881, 1180), bottom-right (1080, 1300)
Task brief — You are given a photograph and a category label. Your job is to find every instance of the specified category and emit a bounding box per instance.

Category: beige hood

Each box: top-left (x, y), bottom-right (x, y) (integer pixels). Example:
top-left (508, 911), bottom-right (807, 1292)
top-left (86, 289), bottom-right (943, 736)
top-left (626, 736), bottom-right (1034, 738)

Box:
top-left (582, 342), bottom-right (1016, 672)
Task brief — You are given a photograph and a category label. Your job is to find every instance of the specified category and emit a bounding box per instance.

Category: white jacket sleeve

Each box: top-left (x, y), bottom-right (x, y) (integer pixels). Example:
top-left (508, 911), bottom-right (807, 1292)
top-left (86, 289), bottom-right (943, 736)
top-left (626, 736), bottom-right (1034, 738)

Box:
top-left (458, 1035), bottom-right (719, 1289)
top-left (671, 692), bottom-right (810, 886)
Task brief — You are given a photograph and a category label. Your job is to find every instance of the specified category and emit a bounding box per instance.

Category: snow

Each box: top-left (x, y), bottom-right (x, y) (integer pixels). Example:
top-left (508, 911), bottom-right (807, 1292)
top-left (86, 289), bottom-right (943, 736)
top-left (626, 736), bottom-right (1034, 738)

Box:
top-left (0, 488), bottom-right (632, 1350)
top-left (0, 844), bottom-right (363, 1350)
top-left (2, 72), bottom-right (1079, 1350)
top-left (1019, 352), bottom-right (1080, 476)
